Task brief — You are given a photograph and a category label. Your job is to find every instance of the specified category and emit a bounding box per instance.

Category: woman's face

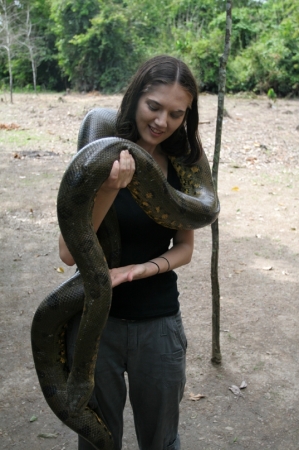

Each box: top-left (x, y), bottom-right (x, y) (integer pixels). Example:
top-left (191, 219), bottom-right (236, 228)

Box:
top-left (135, 83), bottom-right (193, 154)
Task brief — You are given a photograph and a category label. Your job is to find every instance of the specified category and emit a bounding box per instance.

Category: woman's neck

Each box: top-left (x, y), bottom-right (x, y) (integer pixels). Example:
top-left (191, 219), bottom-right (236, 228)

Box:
top-left (151, 146), bottom-right (168, 178)
top-left (136, 141), bottom-right (168, 177)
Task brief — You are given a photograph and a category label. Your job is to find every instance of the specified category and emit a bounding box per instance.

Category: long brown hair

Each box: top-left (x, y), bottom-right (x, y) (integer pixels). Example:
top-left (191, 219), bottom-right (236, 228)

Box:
top-left (116, 55), bottom-right (203, 165)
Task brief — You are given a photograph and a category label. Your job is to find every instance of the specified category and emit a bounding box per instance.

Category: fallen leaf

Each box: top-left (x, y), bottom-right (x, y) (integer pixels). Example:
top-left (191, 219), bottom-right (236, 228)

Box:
top-left (189, 393), bottom-right (206, 401)
top-left (29, 415), bottom-right (37, 422)
top-left (231, 186), bottom-right (240, 191)
top-left (37, 433), bottom-right (58, 439)
top-left (229, 385), bottom-right (240, 395)
top-left (229, 385), bottom-right (244, 397)
top-left (0, 122), bottom-right (20, 130)
top-left (56, 267), bottom-right (64, 273)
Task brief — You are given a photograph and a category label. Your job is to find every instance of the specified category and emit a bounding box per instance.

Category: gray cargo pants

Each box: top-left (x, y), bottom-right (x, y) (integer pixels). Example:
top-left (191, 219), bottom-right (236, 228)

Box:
top-left (67, 311), bottom-right (187, 450)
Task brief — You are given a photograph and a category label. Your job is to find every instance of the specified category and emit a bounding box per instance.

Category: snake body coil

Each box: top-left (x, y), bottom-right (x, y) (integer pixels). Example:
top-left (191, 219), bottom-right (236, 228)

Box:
top-left (31, 109), bottom-right (219, 449)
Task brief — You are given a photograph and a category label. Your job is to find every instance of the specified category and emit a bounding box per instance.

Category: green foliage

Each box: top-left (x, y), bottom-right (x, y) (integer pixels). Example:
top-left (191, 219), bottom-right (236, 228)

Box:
top-left (1, 0), bottom-right (298, 95)
top-left (187, 30), bottom-right (224, 92)
top-left (223, 7), bottom-right (260, 54)
top-left (227, 0), bottom-right (299, 96)
top-left (267, 88), bottom-right (277, 101)
top-left (0, 0), bottom-right (64, 91)
top-left (69, 7), bottom-right (140, 91)
top-left (27, 0), bottom-right (64, 89)
top-left (50, 0), bottom-right (144, 91)
top-left (50, 0), bottom-right (100, 86)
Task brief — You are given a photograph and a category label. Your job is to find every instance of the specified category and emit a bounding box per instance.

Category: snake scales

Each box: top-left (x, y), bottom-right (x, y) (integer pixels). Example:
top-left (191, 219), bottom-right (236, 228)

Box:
top-left (31, 109), bottom-right (219, 449)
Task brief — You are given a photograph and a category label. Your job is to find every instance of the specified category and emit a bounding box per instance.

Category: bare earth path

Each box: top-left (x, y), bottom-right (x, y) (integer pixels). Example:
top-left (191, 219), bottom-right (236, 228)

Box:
top-left (0, 92), bottom-right (298, 450)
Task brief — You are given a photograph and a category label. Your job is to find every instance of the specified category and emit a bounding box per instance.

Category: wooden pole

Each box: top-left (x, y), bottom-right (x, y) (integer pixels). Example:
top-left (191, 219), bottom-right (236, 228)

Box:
top-left (211, 0), bottom-right (232, 364)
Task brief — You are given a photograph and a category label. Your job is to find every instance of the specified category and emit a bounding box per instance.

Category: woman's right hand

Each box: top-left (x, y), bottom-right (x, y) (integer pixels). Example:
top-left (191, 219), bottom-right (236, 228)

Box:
top-left (59, 150), bottom-right (135, 266)
top-left (101, 150), bottom-right (135, 191)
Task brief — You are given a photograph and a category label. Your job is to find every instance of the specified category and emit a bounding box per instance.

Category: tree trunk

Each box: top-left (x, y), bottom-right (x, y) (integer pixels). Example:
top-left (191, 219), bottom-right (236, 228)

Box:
top-left (7, 49), bottom-right (13, 104)
top-left (29, 47), bottom-right (37, 93)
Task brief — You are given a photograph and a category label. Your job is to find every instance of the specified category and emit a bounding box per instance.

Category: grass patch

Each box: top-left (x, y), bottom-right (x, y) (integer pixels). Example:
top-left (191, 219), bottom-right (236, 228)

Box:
top-left (1, 129), bottom-right (41, 146)
top-left (253, 361), bottom-right (265, 371)
top-left (0, 129), bottom-right (58, 148)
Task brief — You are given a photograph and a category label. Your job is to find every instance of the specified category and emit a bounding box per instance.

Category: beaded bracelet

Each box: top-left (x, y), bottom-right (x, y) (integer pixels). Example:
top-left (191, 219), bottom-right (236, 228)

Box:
top-left (149, 260), bottom-right (160, 274)
top-left (158, 256), bottom-right (171, 271)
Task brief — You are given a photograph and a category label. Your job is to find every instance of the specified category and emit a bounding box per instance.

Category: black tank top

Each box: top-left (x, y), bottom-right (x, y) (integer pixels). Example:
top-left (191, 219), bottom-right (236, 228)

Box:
top-left (109, 160), bottom-right (181, 320)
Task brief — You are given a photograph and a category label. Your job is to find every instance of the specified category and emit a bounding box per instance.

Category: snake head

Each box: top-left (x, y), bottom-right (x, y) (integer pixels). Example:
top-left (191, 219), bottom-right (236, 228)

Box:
top-left (66, 372), bottom-right (94, 417)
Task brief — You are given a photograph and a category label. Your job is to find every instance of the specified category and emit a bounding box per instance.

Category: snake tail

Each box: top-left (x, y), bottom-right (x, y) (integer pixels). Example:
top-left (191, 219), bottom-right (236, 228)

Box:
top-left (31, 271), bottom-right (114, 449)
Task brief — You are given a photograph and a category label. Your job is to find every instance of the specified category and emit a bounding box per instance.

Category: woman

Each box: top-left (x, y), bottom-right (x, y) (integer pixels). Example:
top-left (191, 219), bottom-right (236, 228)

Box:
top-left (59, 55), bottom-right (215, 450)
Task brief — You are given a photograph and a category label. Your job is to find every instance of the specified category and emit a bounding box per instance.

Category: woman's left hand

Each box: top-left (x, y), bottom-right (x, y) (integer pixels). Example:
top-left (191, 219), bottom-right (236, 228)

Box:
top-left (109, 265), bottom-right (147, 288)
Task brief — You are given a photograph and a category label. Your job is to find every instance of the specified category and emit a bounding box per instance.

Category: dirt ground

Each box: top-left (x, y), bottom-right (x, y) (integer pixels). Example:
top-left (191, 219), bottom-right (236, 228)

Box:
top-left (0, 91), bottom-right (298, 450)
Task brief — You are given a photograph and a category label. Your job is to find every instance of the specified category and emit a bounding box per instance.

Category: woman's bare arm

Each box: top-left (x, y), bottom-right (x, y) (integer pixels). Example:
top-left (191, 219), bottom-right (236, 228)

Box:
top-left (109, 229), bottom-right (194, 287)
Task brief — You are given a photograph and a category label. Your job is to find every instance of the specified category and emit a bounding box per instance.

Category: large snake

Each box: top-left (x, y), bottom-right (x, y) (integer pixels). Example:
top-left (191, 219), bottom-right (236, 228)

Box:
top-left (31, 109), bottom-right (219, 449)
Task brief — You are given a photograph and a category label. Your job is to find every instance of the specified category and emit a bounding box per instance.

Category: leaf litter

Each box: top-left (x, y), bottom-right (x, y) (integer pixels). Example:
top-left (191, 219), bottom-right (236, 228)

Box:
top-left (189, 393), bottom-right (206, 401)
top-left (229, 381), bottom-right (247, 398)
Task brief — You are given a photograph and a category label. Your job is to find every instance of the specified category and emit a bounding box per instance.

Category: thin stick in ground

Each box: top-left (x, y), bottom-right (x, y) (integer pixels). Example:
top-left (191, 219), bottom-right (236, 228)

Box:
top-left (211, 0), bottom-right (232, 364)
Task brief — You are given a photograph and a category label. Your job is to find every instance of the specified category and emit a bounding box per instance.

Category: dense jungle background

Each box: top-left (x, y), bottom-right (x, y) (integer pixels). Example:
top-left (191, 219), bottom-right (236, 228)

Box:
top-left (0, 0), bottom-right (299, 97)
